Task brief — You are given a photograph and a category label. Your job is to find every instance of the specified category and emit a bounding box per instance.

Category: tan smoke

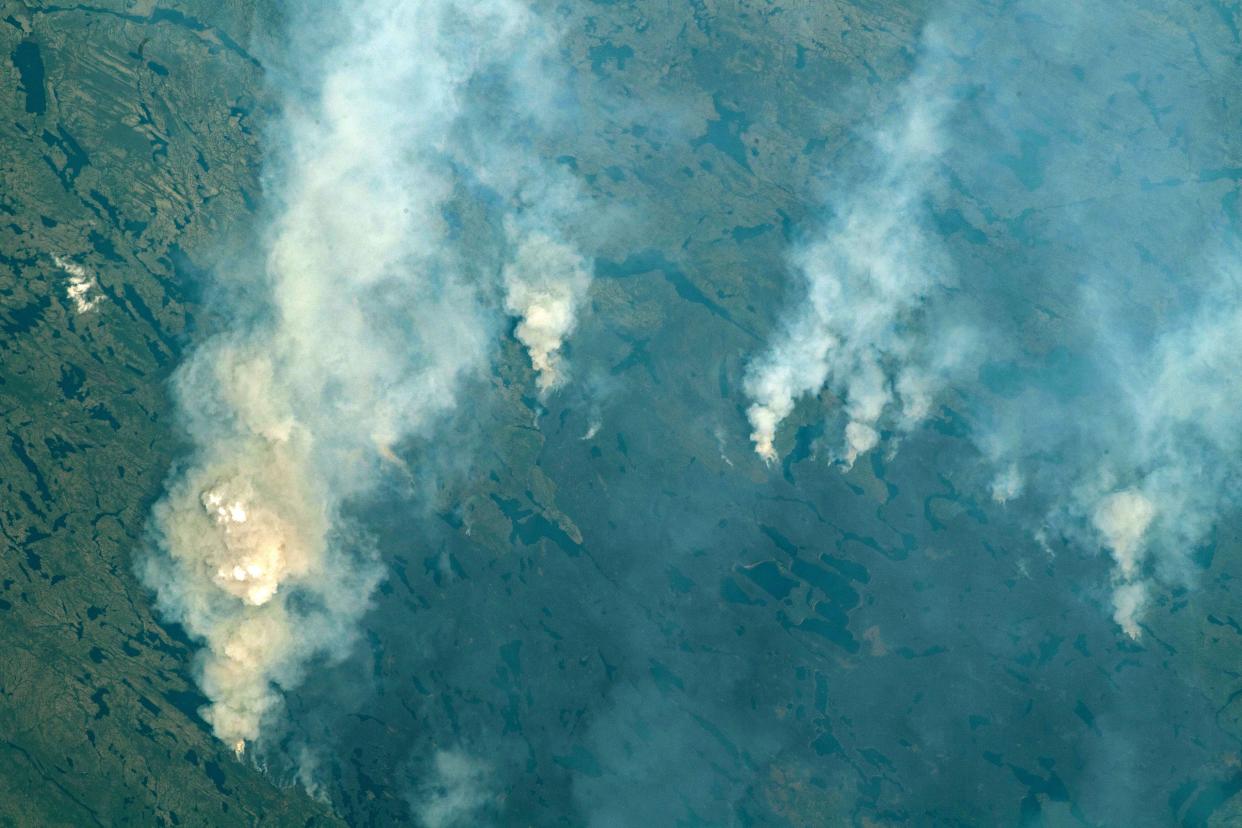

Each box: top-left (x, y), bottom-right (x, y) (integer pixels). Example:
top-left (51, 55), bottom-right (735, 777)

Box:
top-left (144, 0), bottom-right (585, 762)
top-left (148, 423), bottom-right (349, 750)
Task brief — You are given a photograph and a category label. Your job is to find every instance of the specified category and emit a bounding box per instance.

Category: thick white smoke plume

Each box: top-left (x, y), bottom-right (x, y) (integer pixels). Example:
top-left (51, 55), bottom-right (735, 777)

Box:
top-left (744, 33), bottom-right (955, 467)
top-left (1028, 274), bottom-right (1242, 640)
top-left (502, 222), bottom-right (591, 396)
top-left (145, 0), bottom-right (582, 755)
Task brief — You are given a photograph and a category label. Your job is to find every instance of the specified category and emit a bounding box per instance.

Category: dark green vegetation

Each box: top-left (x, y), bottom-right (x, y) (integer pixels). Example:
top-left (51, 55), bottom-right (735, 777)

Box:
top-left (0, 2), bottom-right (337, 824)
top-left (7, 0), bottom-right (1242, 826)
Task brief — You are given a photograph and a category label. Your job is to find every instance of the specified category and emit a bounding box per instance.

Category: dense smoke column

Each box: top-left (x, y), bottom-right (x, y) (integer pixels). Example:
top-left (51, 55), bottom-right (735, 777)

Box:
top-left (143, 0), bottom-right (588, 756)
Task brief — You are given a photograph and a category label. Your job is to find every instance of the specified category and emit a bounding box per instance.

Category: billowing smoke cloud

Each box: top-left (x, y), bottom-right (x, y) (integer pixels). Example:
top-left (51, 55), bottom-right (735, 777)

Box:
top-left (144, 0), bottom-right (586, 756)
top-left (743, 29), bottom-right (958, 467)
top-left (441, 22), bottom-right (594, 398)
top-left (747, 3), bottom-right (1242, 639)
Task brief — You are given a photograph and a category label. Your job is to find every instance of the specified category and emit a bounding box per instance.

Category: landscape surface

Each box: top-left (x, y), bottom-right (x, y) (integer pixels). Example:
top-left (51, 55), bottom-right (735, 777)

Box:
top-left (4, 1), bottom-right (1242, 826)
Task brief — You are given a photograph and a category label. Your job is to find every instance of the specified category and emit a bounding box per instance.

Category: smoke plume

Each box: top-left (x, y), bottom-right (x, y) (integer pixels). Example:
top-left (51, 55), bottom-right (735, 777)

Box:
top-left (485, 157), bottom-right (594, 396)
top-left (949, 4), bottom-right (1242, 638)
top-left (746, 2), bottom-right (1242, 638)
top-left (743, 30), bottom-right (957, 467)
top-left (144, 0), bottom-right (584, 755)
top-left (1092, 489), bottom-right (1156, 637)
top-left (1069, 262), bottom-right (1242, 636)
top-left (502, 221), bottom-right (592, 396)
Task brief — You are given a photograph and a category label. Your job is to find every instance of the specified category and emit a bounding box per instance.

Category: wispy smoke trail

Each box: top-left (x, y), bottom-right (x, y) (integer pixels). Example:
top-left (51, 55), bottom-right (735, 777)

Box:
top-left (744, 31), bottom-right (956, 467)
top-left (144, 0), bottom-right (583, 755)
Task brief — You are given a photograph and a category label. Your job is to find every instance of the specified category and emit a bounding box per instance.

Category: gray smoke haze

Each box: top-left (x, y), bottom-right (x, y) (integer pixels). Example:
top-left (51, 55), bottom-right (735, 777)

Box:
top-left (746, 2), bottom-right (1242, 638)
top-left (144, 0), bottom-right (589, 756)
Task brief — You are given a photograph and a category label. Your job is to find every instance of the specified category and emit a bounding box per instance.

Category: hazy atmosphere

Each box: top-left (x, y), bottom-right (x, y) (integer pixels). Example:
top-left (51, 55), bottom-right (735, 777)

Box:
top-left (4, 0), bottom-right (1242, 825)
